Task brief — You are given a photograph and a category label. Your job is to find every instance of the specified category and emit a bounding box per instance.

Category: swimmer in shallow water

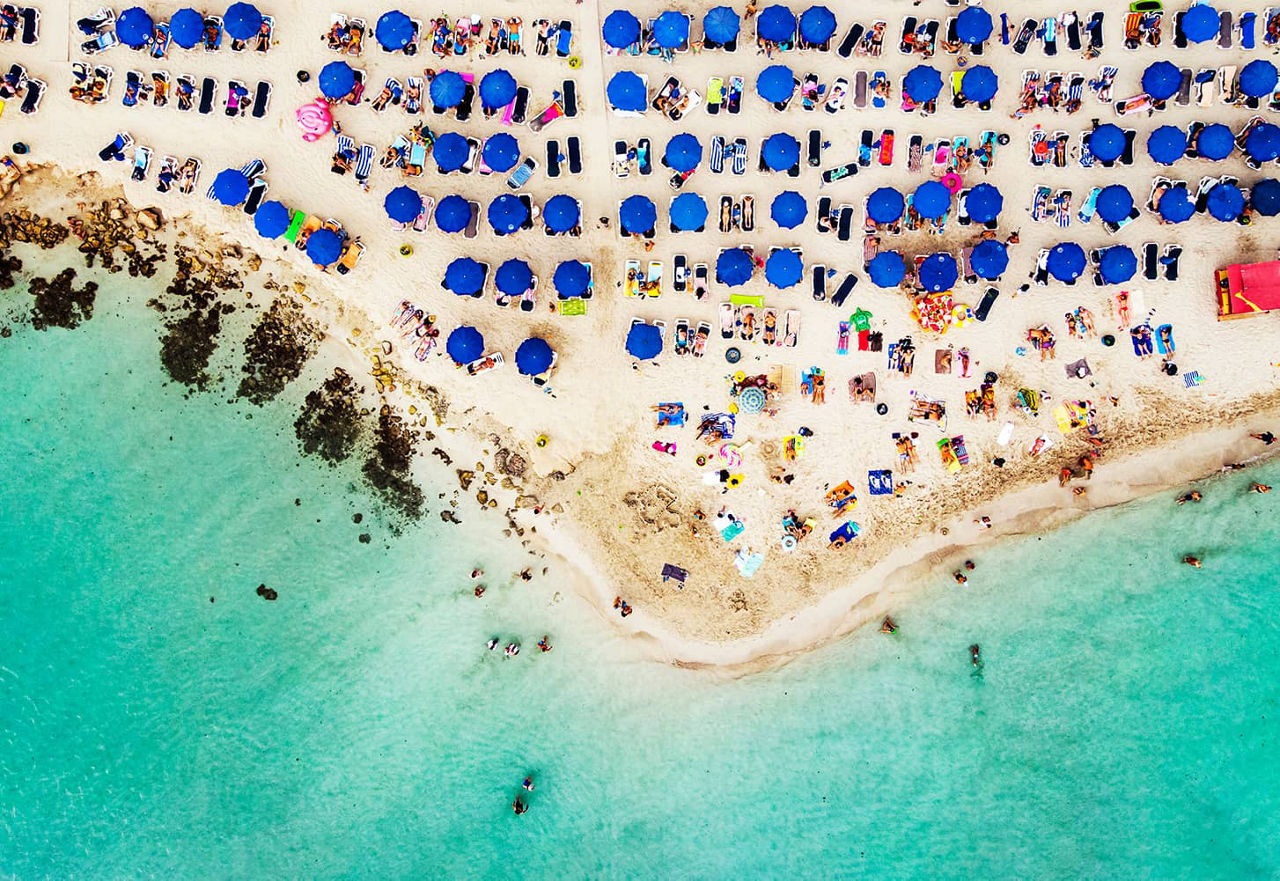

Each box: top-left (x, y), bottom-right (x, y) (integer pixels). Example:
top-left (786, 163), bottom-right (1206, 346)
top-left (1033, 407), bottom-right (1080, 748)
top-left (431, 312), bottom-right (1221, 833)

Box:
top-left (1176, 491), bottom-right (1202, 505)
top-left (522, 776), bottom-right (535, 791)
top-left (1183, 555), bottom-right (1202, 568)
top-left (953, 571), bottom-right (968, 585)
top-left (1252, 483), bottom-right (1271, 494)
top-left (970, 644), bottom-right (981, 666)
top-left (513, 797), bottom-right (527, 815)
top-left (487, 638), bottom-right (499, 651)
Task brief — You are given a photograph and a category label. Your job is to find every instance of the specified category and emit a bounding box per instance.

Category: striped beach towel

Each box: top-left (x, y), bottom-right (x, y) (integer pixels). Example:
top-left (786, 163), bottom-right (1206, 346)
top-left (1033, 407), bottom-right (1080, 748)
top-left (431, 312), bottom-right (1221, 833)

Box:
top-left (355, 144), bottom-right (374, 185)
top-left (709, 137), bottom-right (724, 174)
top-left (732, 139), bottom-right (747, 175)
top-left (1183, 370), bottom-right (1204, 388)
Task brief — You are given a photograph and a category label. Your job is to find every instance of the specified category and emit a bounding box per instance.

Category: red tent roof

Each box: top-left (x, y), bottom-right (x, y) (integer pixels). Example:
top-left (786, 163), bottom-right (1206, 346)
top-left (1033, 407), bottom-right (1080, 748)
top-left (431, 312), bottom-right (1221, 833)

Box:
top-left (1219, 260), bottom-right (1280, 318)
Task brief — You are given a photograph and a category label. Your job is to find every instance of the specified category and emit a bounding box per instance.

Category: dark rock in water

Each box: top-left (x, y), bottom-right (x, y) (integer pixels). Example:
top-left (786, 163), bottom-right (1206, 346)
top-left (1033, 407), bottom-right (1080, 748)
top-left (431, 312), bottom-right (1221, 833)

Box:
top-left (358, 533), bottom-right (371, 544)
top-left (352, 512), bottom-right (363, 523)
top-left (29, 267), bottom-right (97, 330)
top-left (237, 297), bottom-right (323, 405)
top-left (362, 405), bottom-right (424, 520)
top-left (159, 308), bottom-right (221, 388)
top-left (0, 252), bottom-right (22, 290)
top-left (294, 368), bottom-right (364, 464)
top-left (256, 583), bottom-right (278, 601)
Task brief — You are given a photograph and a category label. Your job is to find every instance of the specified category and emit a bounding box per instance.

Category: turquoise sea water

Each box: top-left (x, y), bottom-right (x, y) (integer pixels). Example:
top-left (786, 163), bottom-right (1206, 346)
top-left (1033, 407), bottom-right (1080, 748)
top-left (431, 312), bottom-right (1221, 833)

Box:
top-left (3, 274), bottom-right (1280, 878)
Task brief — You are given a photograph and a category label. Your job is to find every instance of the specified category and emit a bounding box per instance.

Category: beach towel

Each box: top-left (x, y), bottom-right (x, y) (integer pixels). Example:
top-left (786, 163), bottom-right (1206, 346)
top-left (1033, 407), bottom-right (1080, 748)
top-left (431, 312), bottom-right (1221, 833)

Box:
top-left (868, 470), bottom-right (893, 496)
top-left (355, 144), bottom-right (374, 184)
top-left (907, 391), bottom-right (947, 431)
top-left (935, 349), bottom-right (952, 374)
top-left (826, 480), bottom-right (858, 513)
top-left (848, 372), bottom-right (876, 404)
top-left (734, 547), bottom-right (765, 577)
top-left (660, 563), bottom-right (688, 584)
top-left (1066, 357), bottom-right (1092, 379)
top-left (715, 513), bottom-right (745, 542)
top-left (828, 521), bottom-right (860, 547)
top-left (837, 321), bottom-right (850, 355)
top-left (1156, 324), bottom-right (1175, 355)
top-left (1183, 370), bottom-right (1204, 388)
top-left (997, 421), bottom-right (1015, 446)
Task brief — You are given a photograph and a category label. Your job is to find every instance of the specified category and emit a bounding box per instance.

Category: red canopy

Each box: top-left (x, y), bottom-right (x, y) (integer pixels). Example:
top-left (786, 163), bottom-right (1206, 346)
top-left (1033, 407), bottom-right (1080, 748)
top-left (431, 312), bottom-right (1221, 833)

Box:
top-left (1218, 260), bottom-right (1280, 319)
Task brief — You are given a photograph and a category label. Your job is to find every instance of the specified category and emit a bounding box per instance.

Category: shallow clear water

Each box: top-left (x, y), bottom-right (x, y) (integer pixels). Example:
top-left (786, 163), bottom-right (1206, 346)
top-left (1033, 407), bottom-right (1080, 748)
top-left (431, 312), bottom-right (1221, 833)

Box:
top-left (3, 274), bottom-right (1279, 877)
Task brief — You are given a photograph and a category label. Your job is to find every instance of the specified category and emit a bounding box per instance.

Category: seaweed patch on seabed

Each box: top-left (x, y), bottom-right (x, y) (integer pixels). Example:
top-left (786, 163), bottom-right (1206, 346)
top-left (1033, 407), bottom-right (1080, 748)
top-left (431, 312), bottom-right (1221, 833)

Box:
top-left (363, 404), bottom-right (425, 522)
top-left (149, 245), bottom-right (240, 390)
top-left (294, 367), bottom-right (366, 465)
top-left (237, 296), bottom-right (324, 405)
top-left (29, 268), bottom-right (98, 331)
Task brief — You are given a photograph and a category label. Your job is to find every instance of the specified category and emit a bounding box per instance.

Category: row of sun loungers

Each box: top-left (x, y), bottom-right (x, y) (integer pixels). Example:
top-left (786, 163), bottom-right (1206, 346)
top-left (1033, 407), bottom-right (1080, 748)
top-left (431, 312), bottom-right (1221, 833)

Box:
top-left (78, 7), bottom-right (272, 56)
top-left (98, 131), bottom-right (203, 195)
top-left (70, 63), bottom-right (270, 116)
top-left (0, 4), bottom-right (38, 44)
top-left (717, 304), bottom-right (799, 347)
top-left (327, 14), bottom-right (570, 58)
top-left (0, 62), bottom-right (43, 114)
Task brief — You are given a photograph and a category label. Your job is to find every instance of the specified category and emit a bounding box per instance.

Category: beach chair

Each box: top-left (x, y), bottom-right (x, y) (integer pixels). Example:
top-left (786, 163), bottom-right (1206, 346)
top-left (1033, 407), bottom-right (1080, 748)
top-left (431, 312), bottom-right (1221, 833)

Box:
top-left (177, 157), bottom-right (201, 194)
top-left (198, 77), bottom-right (217, 114)
top-left (355, 145), bottom-right (374, 189)
top-left (130, 145), bottom-right (151, 182)
top-left (18, 77), bottom-right (42, 114)
top-left (203, 15), bottom-right (223, 51)
top-left (243, 178), bottom-right (267, 215)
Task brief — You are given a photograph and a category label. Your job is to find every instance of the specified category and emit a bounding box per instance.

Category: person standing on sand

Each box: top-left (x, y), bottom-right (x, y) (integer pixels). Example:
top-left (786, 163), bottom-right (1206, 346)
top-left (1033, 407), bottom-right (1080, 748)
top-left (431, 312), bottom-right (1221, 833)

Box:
top-left (1251, 431), bottom-right (1276, 445)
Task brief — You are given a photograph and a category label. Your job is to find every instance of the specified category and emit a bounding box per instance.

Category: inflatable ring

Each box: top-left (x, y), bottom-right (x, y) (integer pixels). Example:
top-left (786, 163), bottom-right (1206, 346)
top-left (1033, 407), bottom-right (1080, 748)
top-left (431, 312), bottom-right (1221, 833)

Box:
top-left (1101, 334), bottom-right (1115, 347)
top-left (696, 455), bottom-right (707, 466)
top-left (399, 244), bottom-right (413, 256)
top-left (876, 403), bottom-right (888, 415)
top-left (781, 535), bottom-right (798, 551)
top-left (726, 347), bottom-right (741, 364)
top-left (831, 537), bottom-right (846, 549)
top-left (727, 474), bottom-right (742, 487)
top-left (733, 371), bottom-right (745, 382)
top-left (535, 435), bottom-right (549, 448)
top-left (568, 56), bottom-right (582, 69)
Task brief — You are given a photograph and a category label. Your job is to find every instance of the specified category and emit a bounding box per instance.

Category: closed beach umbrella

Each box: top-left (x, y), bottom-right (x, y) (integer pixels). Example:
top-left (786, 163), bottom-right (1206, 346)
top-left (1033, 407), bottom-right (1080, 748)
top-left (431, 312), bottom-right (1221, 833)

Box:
top-left (253, 200), bottom-right (290, 238)
top-left (1088, 124), bottom-right (1125, 162)
top-left (482, 133), bottom-right (520, 172)
top-left (433, 132), bottom-right (470, 173)
top-left (211, 168), bottom-right (250, 205)
top-left (961, 66), bottom-right (998, 103)
top-left (515, 337), bottom-right (554, 375)
top-left (375, 10), bottom-right (415, 51)
top-left (479, 69), bottom-right (517, 109)
top-left (626, 323), bottom-right (663, 359)
top-left (602, 10), bottom-right (641, 48)
top-left (716, 248), bottom-right (754, 286)
top-left (1142, 61), bottom-right (1181, 101)
top-left (1251, 178), bottom-right (1280, 216)
top-left (319, 61), bottom-right (356, 99)
top-left (913, 180), bottom-right (951, 219)
top-left (553, 260), bottom-right (591, 299)
top-left (757, 5), bottom-right (796, 42)
top-left (670, 193), bottom-right (708, 231)
top-left (543, 194), bottom-right (581, 233)
top-left (955, 6), bottom-right (993, 44)
top-left (965, 183), bottom-right (1003, 224)
top-left (620, 195), bottom-right (657, 235)
top-left (1246, 123), bottom-right (1280, 162)
top-left (495, 259), bottom-right (533, 296)
top-left (1098, 246), bottom-right (1137, 284)
top-left (663, 133), bottom-right (703, 172)
top-left (756, 64), bottom-right (796, 103)
top-left (867, 187), bottom-right (905, 224)
top-left (169, 7), bottom-right (204, 47)
top-left (447, 326), bottom-right (484, 364)
top-left (488, 194), bottom-right (528, 235)
top-left (1181, 3), bottom-right (1219, 43)
top-left (765, 249), bottom-right (803, 289)
top-left (384, 185), bottom-right (423, 223)
top-left (1197, 123), bottom-right (1235, 161)
top-left (1207, 182), bottom-right (1245, 221)
top-left (771, 191), bottom-right (807, 229)
top-left (430, 70), bottom-right (467, 109)
top-left (903, 65), bottom-right (943, 103)
top-left (919, 253), bottom-right (958, 293)
top-left (1240, 59), bottom-right (1279, 98)
top-left (703, 5), bottom-right (740, 44)
top-left (761, 133), bottom-right (800, 171)
top-left (653, 11), bottom-right (690, 48)
top-left (868, 251), bottom-right (906, 288)
top-left (305, 228), bottom-right (342, 266)
top-left (224, 2), bottom-right (262, 40)
top-left (1046, 242), bottom-right (1086, 282)
top-left (799, 6), bottom-right (837, 45)
top-left (971, 240), bottom-right (1008, 280)
top-left (116, 7), bottom-right (153, 47)
top-left (1095, 184), bottom-right (1134, 224)
top-left (444, 257), bottom-right (486, 296)
top-left (1158, 186), bottom-right (1195, 223)
top-left (435, 195), bottom-right (471, 233)
top-left (607, 71), bottom-right (647, 111)
top-left (1147, 125), bottom-right (1187, 165)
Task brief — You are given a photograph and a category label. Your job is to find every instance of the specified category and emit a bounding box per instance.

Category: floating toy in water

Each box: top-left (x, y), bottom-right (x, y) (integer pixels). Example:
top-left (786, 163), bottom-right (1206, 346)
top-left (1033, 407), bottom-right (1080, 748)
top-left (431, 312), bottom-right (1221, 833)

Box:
top-left (295, 99), bottom-right (332, 142)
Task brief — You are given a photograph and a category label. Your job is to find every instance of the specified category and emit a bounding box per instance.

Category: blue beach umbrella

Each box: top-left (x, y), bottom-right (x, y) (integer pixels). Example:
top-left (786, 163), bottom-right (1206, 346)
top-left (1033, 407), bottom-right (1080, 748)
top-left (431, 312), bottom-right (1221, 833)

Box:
top-left (116, 7), bottom-right (153, 48)
top-left (757, 5), bottom-right (796, 42)
top-left (1158, 186), bottom-right (1195, 223)
top-left (479, 69), bottom-right (517, 109)
top-left (771, 191), bottom-right (807, 229)
top-left (375, 10), bottom-right (415, 51)
top-left (765, 249), bottom-right (803, 289)
top-left (1247, 123), bottom-right (1280, 162)
top-left (620, 195), bottom-right (657, 235)
top-left (913, 180), bottom-right (951, 219)
top-left (543, 194), bottom-right (581, 233)
top-left (1147, 126), bottom-right (1187, 165)
top-left (447, 326), bottom-right (484, 363)
top-left (716, 248), bottom-right (754, 286)
top-left (961, 66), bottom-right (998, 103)
top-left (970, 240), bottom-right (1008, 280)
top-left (756, 64), bottom-right (796, 104)
top-left (867, 187), bottom-right (905, 224)
top-left (1095, 185), bottom-right (1134, 224)
top-left (1098, 246), bottom-right (1137, 284)
top-left (1207, 182), bottom-right (1245, 221)
top-left (799, 6), bottom-right (837, 45)
top-left (1046, 242), bottom-right (1086, 282)
top-left (919, 253), bottom-right (958, 293)
top-left (1088, 124), bottom-right (1125, 162)
top-left (670, 193), bottom-right (708, 231)
top-left (1197, 123), bottom-right (1235, 160)
top-left (553, 260), bottom-right (591, 299)
top-left (761, 133), bottom-right (800, 171)
top-left (515, 337), bottom-right (554, 375)
top-left (482, 133), bottom-right (520, 172)
top-left (1142, 61), bottom-right (1181, 100)
top-left (495, 259), bottom-right (533, 296)
top-left (607, 71), bottom-right (647, 112)
top-left (955, 6), bottom-right (993, 44)
top-left (224, 2), bottom-right (262, 41)
top-left (626, 323), bottom-right (663, 360)
top-left (1240, 59), bottom-right (1279, 98)
top-left (433, 132), bottom-right (469, 173)
top-left (211, 168), bottom-right (249, 205)
top-left (488, 194), bottom-right (528, 235)
top-left (305, 228), bottom-right (342, 266)
top-left (602, 10), bottom-right (641, 48)
top-left (253, 200), bottom-right (290, 238)
top-left (653, 11), bottom-right (690, 48)
top-left (444, 257), bottom-right (486, 296)
top-left (703, 6), bottom-right (741, 44)
top-left (169, 8), bottom-right (204, 48)
top-left (319, 61), bottom-right (356, 99)
top-left (1251, 178), bottom-right (1280, 216)
top-left (384, 185), bottom-right (423, 223)
top-left (434, 195), bottom-right (471, 233)
top-left (1181, 3), bottom-right (1219, 43)
top-left (430, 70), bottom-right (467, 109)
top-left (867, 251), bottom-right (905, 288)
top-left (903, 65), bottom-right (943, 102)
top-left (964, 183), bottom-right (1003, 224)
top-left (663, 133), bottom-right (703, 172)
